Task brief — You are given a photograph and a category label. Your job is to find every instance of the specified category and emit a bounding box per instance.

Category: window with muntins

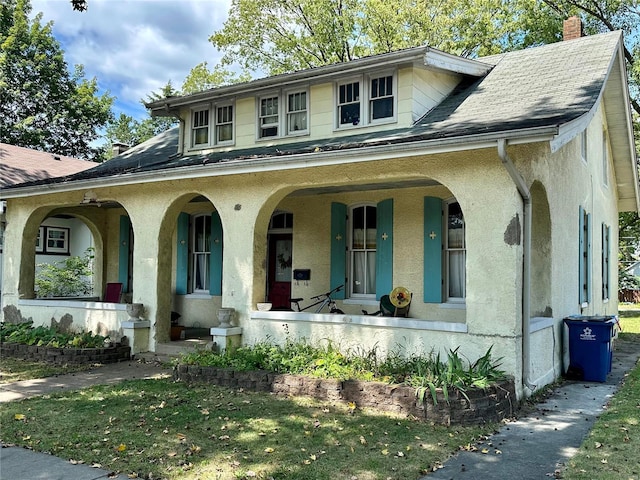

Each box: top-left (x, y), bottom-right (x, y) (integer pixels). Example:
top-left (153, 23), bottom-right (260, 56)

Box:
top-left (445, 201), bottom-right (465, 300)
top-left (192, 214), bottom-right (211, 292)
top-left (192, 109), bottom-right (209, 147)
top-left (370, 75), bottom-right (393, 121)
top-left (350, 205), bottom-right (377, 296)
top-left (259, 96), bottom-right (279, 138)
top-left (216, 105), bottom-right (233, 143)
top-left (338, 81), bottom-right (361, 126)
top-left (287, 91), bottom-right (308, 134)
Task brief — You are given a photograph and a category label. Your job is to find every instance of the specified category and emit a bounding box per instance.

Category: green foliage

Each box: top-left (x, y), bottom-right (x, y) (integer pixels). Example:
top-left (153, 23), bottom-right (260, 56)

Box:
top-left (181, 61), bottom-right (251, 95)
top-left (0, 320), bottom-right (109, 348)
top-left (0, 0), bottom-right (113, 159)
top-left (34, 248), bottom-right (94, 298)
top-left (179, 338), bottom-right (506, 403)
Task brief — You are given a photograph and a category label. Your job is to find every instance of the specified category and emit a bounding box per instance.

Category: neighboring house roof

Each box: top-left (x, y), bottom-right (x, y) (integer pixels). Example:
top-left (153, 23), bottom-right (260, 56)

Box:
top-left (0, 143), bottom-right (95, 188)
top-left (1, 32), bottom-right (637, 210)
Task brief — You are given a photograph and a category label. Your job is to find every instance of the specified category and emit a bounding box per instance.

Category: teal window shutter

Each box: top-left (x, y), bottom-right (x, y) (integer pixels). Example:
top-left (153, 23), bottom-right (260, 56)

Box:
top-left (330, 202), bottom-right (347, 299)
top-left (424, 197), bottom-right (443, 303)
top-left (209, 211), bottom-right (223, 296)
top-left (376, 199), bottom-right (393, 300)
top-left (176, 212), bottom-right (189, 295)
top-left (118, 216), bottom-right (131, 292)
top-left (586, 212), bottom-right (592, 303)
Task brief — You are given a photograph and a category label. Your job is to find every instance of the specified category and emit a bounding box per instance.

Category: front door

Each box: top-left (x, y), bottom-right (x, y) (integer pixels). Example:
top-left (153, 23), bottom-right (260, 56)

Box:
top-left (267, 234), bottom-right (292, 309)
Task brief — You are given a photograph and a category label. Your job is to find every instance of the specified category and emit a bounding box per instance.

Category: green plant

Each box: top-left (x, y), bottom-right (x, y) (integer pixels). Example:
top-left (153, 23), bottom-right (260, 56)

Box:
top-left (35, 247), bottom-right (95, 298)
top-left (0, 321), bottom-right (109, 349)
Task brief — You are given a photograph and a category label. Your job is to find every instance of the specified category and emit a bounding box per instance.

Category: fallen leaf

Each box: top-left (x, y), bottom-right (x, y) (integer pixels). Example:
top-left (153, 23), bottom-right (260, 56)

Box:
top-left (395, 452), bottom-right (405, 457)
top-left (481, 448), bottom-right (489, 454)
top-left (601, 459), bottom-right (608, 464)
top-left (595, 442), bottom-right (603, 449)
top-left (381, 449), bottom-right (389, 455)
top-left (264, 447), bottom-right (274, 453)
top-left (117, 444), bottom-right (127, 452)
top-left (14, 414), bottom-right (25, 421)
top-left (359, 436), bottom-right (367, 445)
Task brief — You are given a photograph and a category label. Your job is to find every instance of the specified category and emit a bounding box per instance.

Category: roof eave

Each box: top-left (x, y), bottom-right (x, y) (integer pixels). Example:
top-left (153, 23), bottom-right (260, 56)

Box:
top-left (0, 126), bottom-right (556, 200)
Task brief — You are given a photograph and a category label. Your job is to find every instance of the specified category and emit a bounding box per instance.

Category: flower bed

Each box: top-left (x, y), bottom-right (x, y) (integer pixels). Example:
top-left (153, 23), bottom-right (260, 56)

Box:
top-left (173, 365), bottom-right (516, 426)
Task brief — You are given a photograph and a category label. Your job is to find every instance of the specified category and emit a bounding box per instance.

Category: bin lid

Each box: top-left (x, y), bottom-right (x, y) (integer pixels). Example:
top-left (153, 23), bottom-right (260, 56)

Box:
top-left (564, 315), bottom-right (616, 323)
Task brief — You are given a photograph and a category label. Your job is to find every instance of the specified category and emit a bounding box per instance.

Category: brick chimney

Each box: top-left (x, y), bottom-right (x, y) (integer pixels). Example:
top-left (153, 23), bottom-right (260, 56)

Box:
top-left (563, 16), bottom-right (583, 41)
top-left (112, 142), bottom-right (129, 157)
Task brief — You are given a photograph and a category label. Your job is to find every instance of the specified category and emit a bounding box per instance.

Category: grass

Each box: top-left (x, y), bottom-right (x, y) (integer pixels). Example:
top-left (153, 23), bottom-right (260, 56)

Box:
top-left (561, 307), bottom-right (640, 480)
top-left (0, 378), bottom-right (497, 480)
top-left (0, 357), bottom-right (94, 384)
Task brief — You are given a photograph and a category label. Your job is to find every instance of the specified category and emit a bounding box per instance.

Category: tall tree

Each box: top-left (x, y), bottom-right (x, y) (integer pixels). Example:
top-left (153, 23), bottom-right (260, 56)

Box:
top-left (209, 0), bottom-right (560, 75)
top-left (0, 0), bottom-right (112, 159)
top-left (181, 61), bottom-right (251, 95)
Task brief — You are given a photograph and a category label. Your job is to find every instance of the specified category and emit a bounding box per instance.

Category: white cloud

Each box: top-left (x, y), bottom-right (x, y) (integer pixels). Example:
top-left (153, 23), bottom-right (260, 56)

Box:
top-left (30, 0), bottom-right (231, 119)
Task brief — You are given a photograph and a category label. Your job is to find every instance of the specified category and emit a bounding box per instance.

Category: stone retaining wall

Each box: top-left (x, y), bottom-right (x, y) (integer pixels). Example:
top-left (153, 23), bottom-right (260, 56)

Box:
top-left (173, 365), bottom-right (516, 426)
top-left (0, 342), bottom-right (130, 365)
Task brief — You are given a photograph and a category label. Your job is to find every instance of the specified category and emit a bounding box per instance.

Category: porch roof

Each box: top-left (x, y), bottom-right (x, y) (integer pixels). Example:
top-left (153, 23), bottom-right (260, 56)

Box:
top-left (2, 32), bottom-right (637, 211)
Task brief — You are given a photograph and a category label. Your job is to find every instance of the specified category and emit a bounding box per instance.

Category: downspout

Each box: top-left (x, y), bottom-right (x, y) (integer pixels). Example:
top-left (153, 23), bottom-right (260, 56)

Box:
top-left (497, 139), bottom-right (536, 392)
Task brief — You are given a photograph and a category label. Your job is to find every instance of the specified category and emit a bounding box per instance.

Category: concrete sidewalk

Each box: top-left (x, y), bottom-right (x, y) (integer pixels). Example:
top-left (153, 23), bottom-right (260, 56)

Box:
top-left (0, 360), bottom-right (171, 480)
top-left (421, 338), bottom-right (640, 480)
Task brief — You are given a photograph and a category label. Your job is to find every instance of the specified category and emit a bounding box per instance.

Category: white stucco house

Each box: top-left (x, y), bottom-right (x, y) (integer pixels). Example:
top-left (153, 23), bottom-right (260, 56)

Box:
top-left (0, 143), bottom-right (95, 294)
top-left (1, 21), bottom-right (637, 399)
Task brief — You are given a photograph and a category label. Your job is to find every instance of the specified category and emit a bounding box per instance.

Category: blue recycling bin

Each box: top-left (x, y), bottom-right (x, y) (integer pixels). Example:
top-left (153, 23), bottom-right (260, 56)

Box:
top-left (564, 315), bottom-right (617, 382)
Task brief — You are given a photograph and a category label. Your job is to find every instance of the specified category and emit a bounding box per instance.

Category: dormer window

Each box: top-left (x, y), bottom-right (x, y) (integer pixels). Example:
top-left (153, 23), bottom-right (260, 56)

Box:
top-left (336, 71), bottom-right (396, 129)
top-left (192, 108), bottom-right (209, 147)
top-left (190, 102), bottom-right (235, 149)
top-left (338, 81), bottom-right (361, 126)
top-left (216, 104), bottom-right (234, 144)
top-left (287, 91), bottom-right (308, 134)
top-left (257, 89), bottom-right (309, 139)
top-left (370, 75), bottom-right (393, 121)
top-left (259, 96), bottom-right (279, 138)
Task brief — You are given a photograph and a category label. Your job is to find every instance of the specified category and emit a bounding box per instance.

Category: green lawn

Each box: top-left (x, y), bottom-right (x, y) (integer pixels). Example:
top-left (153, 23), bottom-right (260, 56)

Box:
top-left (0, 377), bottom-right (497, 480)
top-left (0, 357), bottom-right (94, 384)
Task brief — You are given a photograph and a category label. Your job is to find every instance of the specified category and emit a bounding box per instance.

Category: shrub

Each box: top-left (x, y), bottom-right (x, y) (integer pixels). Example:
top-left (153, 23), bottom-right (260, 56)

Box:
top-left (178, 338), bottom-right (506, 403)
top-left (0, 321), bottom-right (109, 348)
top-left (35, 248), bottom-right (94, 298)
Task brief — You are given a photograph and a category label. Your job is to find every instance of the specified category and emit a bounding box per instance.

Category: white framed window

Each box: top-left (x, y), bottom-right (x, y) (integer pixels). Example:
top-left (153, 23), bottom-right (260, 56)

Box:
top-left (338, 80), bottom-right (361, 127)
top-left (370, 74), bottom-right (394, 122)
top-left (336, 71), bottom-right (396, 129)
top-left (349, 204), bottom-right (377, 298)
top-left (35, 226), bottom-right (44, 253)
top-left (191, 108), bottom-right (210, 147)
top-left (191, 214), bottom-right (211, 292)
top-left (286, 91), bottom-right (308, 134)
top-left (581, 129), bottom-right (588, 164)
top-left (259, 95), bottom-right (279, 138)
top-left (445, 201), bottom-right (465, 300)
top-left (602, 130), bottom-right (609, 187)
top-left (215, 104), bottom-right (234, 144)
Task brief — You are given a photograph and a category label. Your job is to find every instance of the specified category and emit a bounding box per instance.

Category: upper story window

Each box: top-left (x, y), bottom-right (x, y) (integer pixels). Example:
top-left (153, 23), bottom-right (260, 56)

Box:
top-left (190, 103), bottom-right (235, 149)
top-left (370, 75), bottom-right (393, 121)
top-left (287, 91), bottom-right (308, 134)
top-left (336, 71), bottom-right (396, 129)
top-left (581, 129), bottom-right (588, 164)
top-left (258, 89), bottom-right (309, 139)
top-left (259, 96), bottom-right (279, 138)
top-left (216, 105), bottom-right (234, 144)
top-left (192, 108), bottom-right (210, 147)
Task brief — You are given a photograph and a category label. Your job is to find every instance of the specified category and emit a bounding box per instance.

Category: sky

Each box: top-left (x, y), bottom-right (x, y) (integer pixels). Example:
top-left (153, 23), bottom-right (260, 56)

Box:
top-left (30, 0), bottom-right (231, 121)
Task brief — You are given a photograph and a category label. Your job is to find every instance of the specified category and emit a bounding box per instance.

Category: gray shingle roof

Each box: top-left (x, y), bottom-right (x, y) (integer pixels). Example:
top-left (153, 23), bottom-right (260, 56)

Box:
top-left (3, 31), bottom-right (625, 188)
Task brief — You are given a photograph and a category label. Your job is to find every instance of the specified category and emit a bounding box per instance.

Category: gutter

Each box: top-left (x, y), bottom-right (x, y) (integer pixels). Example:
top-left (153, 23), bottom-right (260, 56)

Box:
top-left (0, 126), bottom-right (558, 200)
top-left (497, 139), bottom-right (536, 393)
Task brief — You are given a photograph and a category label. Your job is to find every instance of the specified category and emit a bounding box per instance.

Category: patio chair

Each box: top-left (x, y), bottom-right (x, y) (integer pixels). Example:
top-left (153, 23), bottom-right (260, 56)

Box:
top-left (104, 282), bottom-right (123, 303)
top-left (362, 287), bottom-right (412, 317)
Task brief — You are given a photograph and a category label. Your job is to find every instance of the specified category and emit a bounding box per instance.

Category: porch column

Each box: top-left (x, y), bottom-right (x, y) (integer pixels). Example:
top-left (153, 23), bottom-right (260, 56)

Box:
top-left (124, 201), bottom-right (172, 349)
